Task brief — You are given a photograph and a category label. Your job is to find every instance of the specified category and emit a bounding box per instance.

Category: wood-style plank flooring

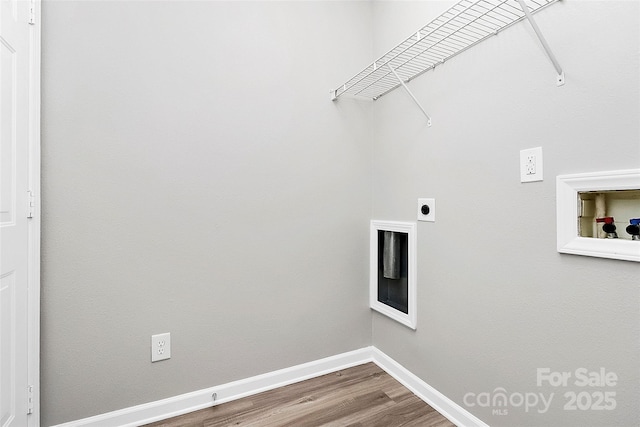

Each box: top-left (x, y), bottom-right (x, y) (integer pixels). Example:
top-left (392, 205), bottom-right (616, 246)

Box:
top-left (143, 363), bottom-right (455, 427)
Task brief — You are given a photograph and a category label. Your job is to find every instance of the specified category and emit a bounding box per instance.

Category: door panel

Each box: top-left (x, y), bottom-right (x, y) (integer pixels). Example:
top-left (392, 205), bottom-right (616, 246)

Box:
top-left (0, 0), bottom-right (31, 424)
top-left (0, 38), bottom-right (15, 226)
top-left (1, 272), bottom-right (16, 426)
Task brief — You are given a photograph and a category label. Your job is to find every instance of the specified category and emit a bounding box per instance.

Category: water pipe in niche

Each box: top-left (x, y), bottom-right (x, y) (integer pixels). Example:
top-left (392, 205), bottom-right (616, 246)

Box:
top-left (594, 193), bottom-right (607, 238)
top-left (596, 217), bottom-right (618, 239)
top-left (626, 218), bottom-right (640, 240)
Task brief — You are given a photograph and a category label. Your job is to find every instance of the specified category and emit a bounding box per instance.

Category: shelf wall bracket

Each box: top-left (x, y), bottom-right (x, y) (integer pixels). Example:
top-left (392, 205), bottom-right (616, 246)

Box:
top-left (516, 0), bottom-right (565, 86)
top-left (387, 64), bottom-right (432, 126)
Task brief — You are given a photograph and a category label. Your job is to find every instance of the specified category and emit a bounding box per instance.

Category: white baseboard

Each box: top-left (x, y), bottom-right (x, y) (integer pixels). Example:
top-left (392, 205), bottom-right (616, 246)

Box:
top-left (51, 347), bottom-right (373, 427)
top-left (371, 347), bottom-right (489, 427)
top-left (51, 346), bottom-right (487, 427)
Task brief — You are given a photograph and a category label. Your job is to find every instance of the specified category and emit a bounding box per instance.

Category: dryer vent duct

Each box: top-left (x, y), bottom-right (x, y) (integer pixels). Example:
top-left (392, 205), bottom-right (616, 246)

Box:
top-left (382, 231), bottom-right (401, 279)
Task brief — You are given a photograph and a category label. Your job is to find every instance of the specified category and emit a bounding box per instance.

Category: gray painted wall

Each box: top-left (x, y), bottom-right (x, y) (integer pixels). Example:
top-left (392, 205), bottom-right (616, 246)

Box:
top-left (41, 1), bottom-right (373, 425)
top-left (41, 0), bottom-right (639, 426)
top-left (371, 1), bottom-right (639, 427)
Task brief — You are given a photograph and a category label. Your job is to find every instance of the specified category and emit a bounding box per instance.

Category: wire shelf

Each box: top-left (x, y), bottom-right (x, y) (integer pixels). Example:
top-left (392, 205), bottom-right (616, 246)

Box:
top-left (332, 0), bottom-right (560, 101)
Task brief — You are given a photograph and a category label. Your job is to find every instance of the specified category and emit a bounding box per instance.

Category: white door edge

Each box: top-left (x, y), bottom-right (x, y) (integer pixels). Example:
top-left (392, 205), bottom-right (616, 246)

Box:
top-left (27, 0), bottom-right (41, 424)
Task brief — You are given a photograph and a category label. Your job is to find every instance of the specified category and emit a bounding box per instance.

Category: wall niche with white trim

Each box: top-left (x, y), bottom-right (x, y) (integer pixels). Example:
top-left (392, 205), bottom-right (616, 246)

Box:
top-left (370, 221), bottom-right (416, 329)
top-left (556, 169), bottom-right (640, 262)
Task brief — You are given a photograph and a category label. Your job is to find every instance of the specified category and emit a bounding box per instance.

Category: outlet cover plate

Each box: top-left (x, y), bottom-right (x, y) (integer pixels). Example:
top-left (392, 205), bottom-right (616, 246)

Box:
top-left (417, 198), bottom-right (435, 222)
top-left (520, 147), bottom-right (543, 183)
top-left (151, 333), bottom-right (171, 362)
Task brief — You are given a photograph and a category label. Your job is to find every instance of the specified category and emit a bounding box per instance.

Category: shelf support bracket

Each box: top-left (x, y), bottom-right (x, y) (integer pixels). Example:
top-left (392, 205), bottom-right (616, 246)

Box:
top-left (516, 0), bottom-right (565, 86)
top-left (387, 64), bottom-right (432, 126)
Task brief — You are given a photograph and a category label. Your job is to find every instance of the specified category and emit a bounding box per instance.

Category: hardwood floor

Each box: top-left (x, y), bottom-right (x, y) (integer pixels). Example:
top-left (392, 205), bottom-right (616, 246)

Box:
top-left (143, 363), bottom-right (455, 427)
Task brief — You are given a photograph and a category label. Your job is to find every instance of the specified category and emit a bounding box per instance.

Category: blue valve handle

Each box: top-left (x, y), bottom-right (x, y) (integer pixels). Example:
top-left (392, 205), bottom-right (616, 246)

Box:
top-left (627, 218), bottom-right (640, 237)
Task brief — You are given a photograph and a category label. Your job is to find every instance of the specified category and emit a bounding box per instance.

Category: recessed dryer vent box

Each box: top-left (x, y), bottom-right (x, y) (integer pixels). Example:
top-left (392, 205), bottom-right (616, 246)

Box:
top-left (370, 220), bottom-right (416, 329)
top-left (557, 169), bottom-right (640, 262)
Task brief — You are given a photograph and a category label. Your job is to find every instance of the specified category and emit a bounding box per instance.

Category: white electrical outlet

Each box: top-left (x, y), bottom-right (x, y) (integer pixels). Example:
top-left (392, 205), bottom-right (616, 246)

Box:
top-left (526, 154), bottom-right (536, 175)
top-left (520, 147), bottom-right (543, 183)
top-left (151, 333), bottom-right (171, 362)
top-left (417, 198), bottom-right (435, 222)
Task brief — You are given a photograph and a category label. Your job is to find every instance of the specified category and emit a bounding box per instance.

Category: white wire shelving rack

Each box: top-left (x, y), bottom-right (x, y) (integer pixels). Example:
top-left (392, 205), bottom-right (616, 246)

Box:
top-left (331, 0), bottom-right (564, 125)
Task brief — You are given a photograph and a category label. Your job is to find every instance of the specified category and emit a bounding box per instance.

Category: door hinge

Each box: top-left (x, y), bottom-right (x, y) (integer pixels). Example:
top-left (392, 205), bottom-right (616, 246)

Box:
top-left (27, 190), bottom-right (35, 218)
top-left (27, 385), bottom-right (34, 414)
top-left (28, 0), bottom-right (36, 25)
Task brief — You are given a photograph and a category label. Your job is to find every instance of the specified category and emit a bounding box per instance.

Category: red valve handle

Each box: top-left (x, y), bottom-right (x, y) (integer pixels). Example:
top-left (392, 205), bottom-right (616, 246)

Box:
top-left (596, 217), bottom-right (615, 224)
